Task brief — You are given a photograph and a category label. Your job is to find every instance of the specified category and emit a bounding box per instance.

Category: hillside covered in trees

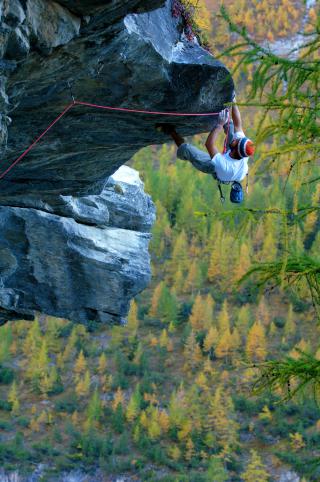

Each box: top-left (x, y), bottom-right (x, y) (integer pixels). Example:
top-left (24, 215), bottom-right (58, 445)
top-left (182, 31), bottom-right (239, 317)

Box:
top-left (0, 0), bottom-right (319, 480)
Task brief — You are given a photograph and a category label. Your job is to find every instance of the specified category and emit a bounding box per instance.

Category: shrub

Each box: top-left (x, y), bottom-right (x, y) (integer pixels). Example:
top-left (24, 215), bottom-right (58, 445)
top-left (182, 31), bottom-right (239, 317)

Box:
top-left (0, 419), bottom-right (13, 431)
top-left (273, 316), bottom-right (286, 328)
top-left (54, 393), bottom-right (77, 413)
top-left (0, 441), bottom-right (30, 463)
top-left (32, 440), bottom-right (60, 456)
top-left (16, 417), bottom-right (30, 428)
top-left (233, 395), bottom-right (261, 414)
top-left (113, 432), bottom-right (129, 455)
top-left (0, 399), bottom-right (12, 411)
top-left (0, 367), bottom-right (14, 384)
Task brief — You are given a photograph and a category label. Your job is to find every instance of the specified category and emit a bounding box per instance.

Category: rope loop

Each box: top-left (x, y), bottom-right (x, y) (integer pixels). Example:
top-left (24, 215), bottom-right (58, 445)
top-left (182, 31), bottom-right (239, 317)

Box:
top-left (0, 100), bottom-right (231, 181)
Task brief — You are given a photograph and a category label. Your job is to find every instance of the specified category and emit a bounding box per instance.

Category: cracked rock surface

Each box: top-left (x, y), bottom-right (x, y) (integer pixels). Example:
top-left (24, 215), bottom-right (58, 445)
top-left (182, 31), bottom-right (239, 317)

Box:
top-left (0, 0), bottom-right (233, 324)
top-left (0, 165), bottom-right (155, 325)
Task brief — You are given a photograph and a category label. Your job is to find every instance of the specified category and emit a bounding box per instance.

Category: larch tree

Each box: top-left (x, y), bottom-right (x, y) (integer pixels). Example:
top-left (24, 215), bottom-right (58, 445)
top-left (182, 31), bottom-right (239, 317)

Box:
top-left (184, 331), bottom-right (203, 371)
top-left (195, 371), bottom-right (209, 392)
top-left (185, 437), bottom-right (195, 462)
top-left (74, 349), bottom-right (87, 382)
top-left (126, 386), bottom-right (142, 423)
top-left (147, 406), bottom-right (162, 440)
top-left (241, 449), bottom-right (270, 482)
top-left (246, 321), bottom-right (267, 362)
top-left (0, 324), bottom-right (13, 363)
top-left (158, 410), bottom-right (170, 433)
top-left (230, 328), bottom-right (241, 358)
top-left (126, 299), bottom-right (139, 341)
top-left (85, 387), bottom-right (101, 429)
top-left (206, 456), bottom-right (228, 482)
top-left (44, 317), bottom-right (62, 353)
top-left (76, 369), bottom-right (91, 398)
top-left (159, 328), bottom-right (169, 349)
top-left (112, 387), bottom-right (125, 411)
top-left (23, 318), bottom-right (41, 358)
top-left (233, 242), bottom-right (251, 283)
top-left (235, 304), bottom-right (251, 339)
top-left (217, 300), bottom-right (230, 333)
top-left (260, 231), bottom-right (277, 263)
top-left (167, 230), bottom-right (189, 277)
top-left (148, 281), bottom-right (164, 318)
top-left (219, 233), bottom-right (236, 290)
top-left (62, 325), bottom-right (78, 362)
top-left (149, 281), bottom-right (178, 324)
top-left (27, 338), bottom-right (50, 393)
top-left (203, 293), bottom-right (215, 327)
top-left (98, 352), bottom-right (107, 376)
top-left (207, 237), bottom-right (222, 282)
top-left (205, 386), bottom-right (239, 453)
top-left (150, 200), bottom-right (172, 258)
top-left (215, 329), bottom-right (233, 361)
top-left (8, 381), bottom-right (20, 416)
top-left (203, 326), bottom-right (219, 353)
top-left (189, 294), bottom-right (207, 331)
top-left (168, 387), bottom-right (187, 430)
top-left (289, 432), bottom-right (305, 451)
top-left (183, 260), bottom-right (202, 294)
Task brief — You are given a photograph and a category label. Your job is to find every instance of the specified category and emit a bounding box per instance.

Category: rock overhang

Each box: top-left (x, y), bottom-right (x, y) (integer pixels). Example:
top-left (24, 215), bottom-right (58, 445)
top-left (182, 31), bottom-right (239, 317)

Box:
top-left (0, 0), bottom-right (233, 324)
top-left (0, 0), bottom-right (233, 199)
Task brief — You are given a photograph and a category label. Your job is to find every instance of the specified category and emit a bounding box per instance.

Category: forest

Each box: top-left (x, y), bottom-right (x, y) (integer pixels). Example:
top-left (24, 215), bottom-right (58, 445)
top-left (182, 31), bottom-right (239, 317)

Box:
top-left (0, 0), bottom-right (319, 480)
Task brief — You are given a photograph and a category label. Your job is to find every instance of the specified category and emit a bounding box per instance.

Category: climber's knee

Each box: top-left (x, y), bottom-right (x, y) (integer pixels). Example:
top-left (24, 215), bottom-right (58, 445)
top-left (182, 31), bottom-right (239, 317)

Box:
top-left (177, 143), bottom-right (191, 161)
top-left (177, 143), bottom-right (211, 163)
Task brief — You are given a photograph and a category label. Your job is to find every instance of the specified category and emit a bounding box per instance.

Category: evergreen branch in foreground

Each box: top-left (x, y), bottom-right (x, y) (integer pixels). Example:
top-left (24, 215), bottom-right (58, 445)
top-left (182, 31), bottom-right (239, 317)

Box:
top-left (238, 255), bottom-right (320, 318)
top-left (252, 351), bottom-right (320, 402)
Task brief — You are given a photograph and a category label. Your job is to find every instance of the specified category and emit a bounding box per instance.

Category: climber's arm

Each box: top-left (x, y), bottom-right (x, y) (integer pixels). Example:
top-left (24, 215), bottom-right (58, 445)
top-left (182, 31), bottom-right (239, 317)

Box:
top-left (231, 103), bottom-right (243, 133)
top-left (205, 125), bottom-right (223, 158)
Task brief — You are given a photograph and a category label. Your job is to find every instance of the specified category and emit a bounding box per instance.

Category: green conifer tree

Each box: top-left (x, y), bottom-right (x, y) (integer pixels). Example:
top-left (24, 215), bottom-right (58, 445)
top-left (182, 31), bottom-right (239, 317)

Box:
top-left (241, 449), bottom-right (270, 482)
top-left (8, 381), bottom-right (20, 416)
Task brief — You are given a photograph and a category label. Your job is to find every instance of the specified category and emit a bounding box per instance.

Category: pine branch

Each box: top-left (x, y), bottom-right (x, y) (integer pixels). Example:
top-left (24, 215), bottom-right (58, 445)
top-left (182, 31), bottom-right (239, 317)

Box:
top-left (252, 351), bottom-right (320, 402)
top-left (239, 255), bottom-right (320, 318)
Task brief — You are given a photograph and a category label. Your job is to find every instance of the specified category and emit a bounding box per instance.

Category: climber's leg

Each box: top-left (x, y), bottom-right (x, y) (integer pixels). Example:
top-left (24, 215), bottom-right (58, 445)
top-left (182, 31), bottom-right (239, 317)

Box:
top-left (157, 124), bottom-right (215, 175)
top-left (177, 143), bottom-right (215, 175)
top-left (224, 119), bottom-right (235, 149)
top-left (157, 124), bottom-right (185, 146)
top-left (169, 129), bottom-right (185, 147)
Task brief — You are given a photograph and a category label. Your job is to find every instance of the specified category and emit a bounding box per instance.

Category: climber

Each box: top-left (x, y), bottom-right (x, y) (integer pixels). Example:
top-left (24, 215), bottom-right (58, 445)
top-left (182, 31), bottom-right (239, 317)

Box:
top-left (159, 101), bottom-right (255, 199)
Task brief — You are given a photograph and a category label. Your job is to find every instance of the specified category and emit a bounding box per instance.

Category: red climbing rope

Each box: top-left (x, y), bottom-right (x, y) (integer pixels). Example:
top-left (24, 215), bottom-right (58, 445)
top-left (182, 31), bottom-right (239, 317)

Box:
top-left (0, 102), bottom-right (75, 180)
top-left (75, 100), bottom-right (223, 117)
top-left (0, 99), bottom-right (227, 181)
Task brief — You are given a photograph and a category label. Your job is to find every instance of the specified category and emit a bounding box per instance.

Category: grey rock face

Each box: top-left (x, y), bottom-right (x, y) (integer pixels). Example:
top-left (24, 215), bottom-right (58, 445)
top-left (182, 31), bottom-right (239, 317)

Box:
top-left (0, 0), bottom-right (233, 324)
top-left (0, 166), bottom-right (155, 325)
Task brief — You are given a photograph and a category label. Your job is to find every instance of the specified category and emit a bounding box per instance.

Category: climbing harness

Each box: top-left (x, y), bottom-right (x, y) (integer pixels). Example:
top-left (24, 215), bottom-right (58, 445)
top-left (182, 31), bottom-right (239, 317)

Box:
top-left (0, 95), bottom-right (232, 181)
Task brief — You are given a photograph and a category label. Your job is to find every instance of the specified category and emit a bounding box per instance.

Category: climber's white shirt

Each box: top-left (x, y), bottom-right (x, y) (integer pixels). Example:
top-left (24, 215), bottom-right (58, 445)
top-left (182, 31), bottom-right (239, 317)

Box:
top-left (212, 130), bottom-right (248, 182)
